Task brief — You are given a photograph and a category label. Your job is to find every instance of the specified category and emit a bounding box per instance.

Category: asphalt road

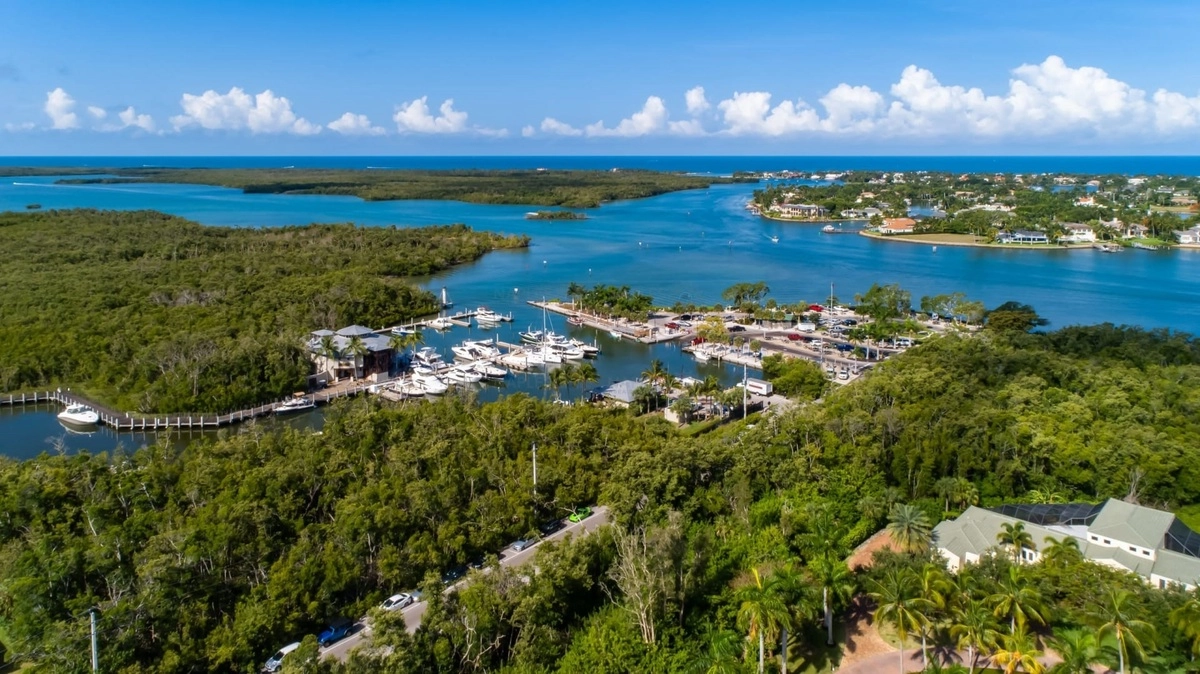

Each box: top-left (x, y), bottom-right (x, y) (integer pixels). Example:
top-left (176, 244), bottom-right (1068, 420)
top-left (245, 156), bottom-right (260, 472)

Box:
top-left (321, 506), bottom-right (611, 662)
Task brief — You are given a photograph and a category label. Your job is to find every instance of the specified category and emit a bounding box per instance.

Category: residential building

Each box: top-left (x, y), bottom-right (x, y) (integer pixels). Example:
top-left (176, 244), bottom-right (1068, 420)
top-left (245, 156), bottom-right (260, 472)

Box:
top-left (1058, 223), bottom-right (1096, 244)
top-left (775, 203), bottom-right (827, 218)
top-left (1175, 226), bottom-right (1200, 245)
top-left (602, 379), bottom-right (645, 406)
top-left (878, 217), bottom-right (916, 235)
top-left (996, 230), bottom-right (1049, 244)
top-left (1074, 195), bottom-right (1098, 207)
top-left (1172, 194), bottom-right (1198, 207)
top-left (308, 325), bottom-right (395, 381)
top-left (934, 500), bottom-right (1200, 590)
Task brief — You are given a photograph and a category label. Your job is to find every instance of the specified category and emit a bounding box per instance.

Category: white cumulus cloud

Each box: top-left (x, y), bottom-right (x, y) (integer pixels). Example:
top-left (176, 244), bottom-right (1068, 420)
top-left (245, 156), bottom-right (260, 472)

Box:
top-left (328, 112), bottom-right (386, 136)
top-left (44, 87), bottom-right (79, 130)
top-left (521, 125), bottom-right (536, 137)
top-left (585, 96), bottom-right (668, 137)
top-left (87, 106), bottom-right (107, 120)
top-left (717, 91), bottom-right (821, 136)
top-left (170, 87), bottom-right (320, 135)
top-left (685, 86), bottom-right (710, 115)
top-left (118, 106), bottom-right (156, 133)
top-left (540, 117), bottom-right (583, 136)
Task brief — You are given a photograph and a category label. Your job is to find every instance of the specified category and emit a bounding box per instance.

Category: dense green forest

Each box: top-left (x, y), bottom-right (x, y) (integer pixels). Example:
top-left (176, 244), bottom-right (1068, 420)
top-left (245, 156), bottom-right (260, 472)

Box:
top-left (0, 209), bottom-right (528, 412)
top-left (50, 168), bottom-right (746, 208)
top-left (4, 324), bottom-right (1200, 672)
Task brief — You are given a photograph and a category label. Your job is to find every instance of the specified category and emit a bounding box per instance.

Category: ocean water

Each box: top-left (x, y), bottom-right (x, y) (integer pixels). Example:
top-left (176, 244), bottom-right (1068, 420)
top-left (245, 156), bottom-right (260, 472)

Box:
top-left (2, 157), bottom-right (1199, 457)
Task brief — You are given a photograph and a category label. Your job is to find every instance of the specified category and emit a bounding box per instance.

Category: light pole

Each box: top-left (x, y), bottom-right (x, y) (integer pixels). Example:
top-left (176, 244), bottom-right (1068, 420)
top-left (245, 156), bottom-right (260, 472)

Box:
top-left (88, 608), bottom-right (99, 672)
top-left (531, 442), bottom-right (538, 499)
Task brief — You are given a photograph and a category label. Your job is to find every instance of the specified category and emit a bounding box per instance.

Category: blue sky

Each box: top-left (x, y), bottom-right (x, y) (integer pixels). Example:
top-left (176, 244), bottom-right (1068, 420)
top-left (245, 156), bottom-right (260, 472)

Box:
top-left (3, 0), bottom-right (1200, 155)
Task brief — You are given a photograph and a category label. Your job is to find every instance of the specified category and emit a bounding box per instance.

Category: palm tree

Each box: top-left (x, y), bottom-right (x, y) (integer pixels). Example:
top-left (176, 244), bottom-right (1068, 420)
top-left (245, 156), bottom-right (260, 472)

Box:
top-left (1040, 536), bottom-right (1082, 567)
top-left (576, 361), bottom-right (599, 393)
top-left (346, 334), bottom-right (368, 378)
top-left (319, 334), bottom-right (340, 371)
top-left (691, 630), bottom-right (743, 674)
top-left (769, 563), bottom-right (815, 674)
top-left (1047, 629), bottom-right (1100, 674)
top-left (811, 556), bottom-right (855, 646)
top-left (951, 598), bottom-right (1000, 674)
top-left (935, 476), bottom-right (960, 514)
top-left (1169, 594), bottom-right (1200, 660)
top-left (1086, 588), bottom-right (1155, 674)
top-left (987, 566), bottom-right (1046, 633)
top-left (566, 281), bottom-right (587, 310)
top-left (558, 362), bottom-right (579, 400)
top-left (990, 625), bottom-right (1045, 674)
top-left (952, 478), bottom-right (979, 511)
top-left (998, 522), bottom-right (1035, 564)
top-left (869, 568), bottom-right (933, 674)
top-left (915, 564), bottom-right (951, 668)
top-left (736, 567), bottom-right (792, 674)
top-left (641, 358), bottom-right (666, 386)
top-left (886, 503), bottom-right (933, 554)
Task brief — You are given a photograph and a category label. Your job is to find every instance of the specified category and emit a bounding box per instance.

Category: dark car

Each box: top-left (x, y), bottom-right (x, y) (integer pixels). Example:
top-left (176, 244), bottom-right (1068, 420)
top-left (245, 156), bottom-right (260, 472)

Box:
top-left (841, 319), bottom-right (858, 326)
top-left (835, 343), bottom-right (855, 352)
top-left (678, 314), bottom-right (691, 320)
top-left (728, 325), bottom-right (745, 332)
top-left (440, 565), bottom-right (467, 585)
top-left (318, 618), bottom-right (353, 648)
top-left (539, 519), bottom-right (564, 537)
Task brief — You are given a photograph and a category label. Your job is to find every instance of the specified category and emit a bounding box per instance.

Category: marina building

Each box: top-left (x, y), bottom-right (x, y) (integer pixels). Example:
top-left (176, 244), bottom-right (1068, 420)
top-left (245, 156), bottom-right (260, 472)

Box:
top-left (934, 500), bottom-right (1200, 590)
top-left (308, 325), bottom-right (395, 382)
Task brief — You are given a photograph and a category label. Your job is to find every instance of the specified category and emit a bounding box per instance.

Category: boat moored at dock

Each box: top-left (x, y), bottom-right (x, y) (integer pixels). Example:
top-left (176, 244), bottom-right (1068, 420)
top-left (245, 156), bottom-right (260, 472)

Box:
top-left (57, 403), bottom-right (99, 426)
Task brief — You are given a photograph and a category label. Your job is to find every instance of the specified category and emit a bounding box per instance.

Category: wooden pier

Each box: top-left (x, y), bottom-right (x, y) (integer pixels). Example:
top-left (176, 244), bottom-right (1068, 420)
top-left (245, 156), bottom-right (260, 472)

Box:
top-left (0, 384), bottom-right (373, 431)
top-left (529, 301), bottom-right (691, 344)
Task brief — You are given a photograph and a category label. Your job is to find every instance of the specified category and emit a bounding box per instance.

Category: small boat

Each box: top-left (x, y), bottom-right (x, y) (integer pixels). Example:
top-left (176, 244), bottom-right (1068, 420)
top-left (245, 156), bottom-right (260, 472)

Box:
top-left (428, 316), bottom-right (453, 330)
top-left (568, 339), bottom-right (600, 357)
top-left (57, 403), bottom-right (99, 426)
top-left (412, 347), bottom-right (444, 367)
top-left (394, 378), bottom-right (427, 397)
top-left (476, 308), bottom-right (503, 324)
top-left (822, 225), bottom-right (836, 233)
top-left (932, 246), bottom-right (938, 252)
top-left (693, 349), bottom-right (711, 363)
top-left (391, 325), bottom-right (419, 336)
top-left (769, 235), bottom-right (779, 243)
top-left (276, 396), bottom-right (315, 414)
top-left (609, 330), bottom-right (623, 340)
top-left (520, 329), bottom-right (544, 344)
top-left (567, 314), bottom-right (585, 326)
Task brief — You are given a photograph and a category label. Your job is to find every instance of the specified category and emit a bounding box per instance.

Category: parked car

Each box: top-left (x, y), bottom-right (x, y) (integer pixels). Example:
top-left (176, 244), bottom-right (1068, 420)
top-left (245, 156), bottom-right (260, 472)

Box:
top-left (842, 319), bottom-right (858, 326)
top-left (835, 343), bottom-right (855, 352)
top-left (728, 325), bottom-right (745, 332)
top-left (263, 642), bottom-right (301, 672)
top-left (440, 565), bottom-right (467, 585)
top-left (678, 314), bottom-right (692, 320)
top-left (539, 519), bottom-right (565, 536)
top-left (380, 593), bottom-right (413, 611)
top-left (318, 619), bottom-right (353, 648)
top-left (568, 506), bottom-right (594, 523)
top-left (665, 322), bottom-right (680, 330)
top-left (838, 370), bottom-right (850, 380)
top-left (511, 537), bottom-right (536, 552)
top-left (786, 333), bottom-right (802, 341)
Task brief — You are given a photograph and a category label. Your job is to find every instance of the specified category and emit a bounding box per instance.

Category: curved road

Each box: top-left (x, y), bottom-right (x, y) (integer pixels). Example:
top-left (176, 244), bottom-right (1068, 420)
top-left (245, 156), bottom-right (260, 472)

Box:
top-left (321, 506), bottom-right (611, 662)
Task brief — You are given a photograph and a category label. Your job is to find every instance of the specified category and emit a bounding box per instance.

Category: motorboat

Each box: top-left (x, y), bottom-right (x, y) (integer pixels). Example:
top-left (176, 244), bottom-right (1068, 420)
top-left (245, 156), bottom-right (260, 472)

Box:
top-left (693, 349), bottom-right (711, 363)
top-left (445, 367), bottom-right (483, 384)
top-left (822, 224), bottom-right (836, 233)
top-left (463, 340), bottom-right (501, 358)
top-left (472, 361), bottom-right (508, 380)
top-left (548, 342), bottom-right (585, 360)
top-left (393, 378), bottom-right (427, 397)
top-left (609, 330), bottom-right (623, 340)
top-left (523, 350), bottom-right (546, 367)
top-left (476, 307), bottom-right (503, 324)
top-left (390, 325), bottom-right (419, 336)
top-left (520, 329), bottom-right (544, 344)
top-left (568, 339), bottom-right (600, 357)
top-left (413, 347), bottom-right (444, 367)
top-left (541, 348), bottom-right (563, 364)
top-left (57, 403), bottom-right (99, 426)
top-left (428, 316), bottom-right (453, 330)
top-left (451, 345), bottom-right (481, 361)
top-left (410, 363), bottom-right (436, 376)
top-left (276, 396), bottom-right (315, 414)
top-left (567, 314), bottom-right (585, 326)
top-left (414, 373), bottom-right (448, 395)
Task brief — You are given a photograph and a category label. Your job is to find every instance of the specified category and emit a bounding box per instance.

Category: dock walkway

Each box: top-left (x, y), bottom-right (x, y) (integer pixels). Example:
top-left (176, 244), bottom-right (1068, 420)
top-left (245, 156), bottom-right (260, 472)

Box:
top-left (0, 382), bottom-right (372, 431)
top-left (530, 301), bottom-right (691, 344)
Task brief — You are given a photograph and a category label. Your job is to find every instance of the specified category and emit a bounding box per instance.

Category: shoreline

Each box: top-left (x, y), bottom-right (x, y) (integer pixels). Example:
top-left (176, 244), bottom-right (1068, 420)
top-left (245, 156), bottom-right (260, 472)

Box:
top-left (758, 212), bottom-right (861, 224)
top-left (858, 230), bottom-right (1101, 250)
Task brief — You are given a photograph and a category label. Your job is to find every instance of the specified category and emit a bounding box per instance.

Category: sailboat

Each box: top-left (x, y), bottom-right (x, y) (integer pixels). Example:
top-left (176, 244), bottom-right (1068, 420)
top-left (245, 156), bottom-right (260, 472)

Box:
top-left (441, 287), bottom-right (453, 309)
top-left (540, 299), bottom-right (562, 364)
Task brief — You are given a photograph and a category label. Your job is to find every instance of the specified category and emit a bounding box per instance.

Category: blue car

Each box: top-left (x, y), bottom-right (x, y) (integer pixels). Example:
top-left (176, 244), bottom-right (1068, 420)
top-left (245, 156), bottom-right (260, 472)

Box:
top-left (318, 619), bottom-right (353, 648)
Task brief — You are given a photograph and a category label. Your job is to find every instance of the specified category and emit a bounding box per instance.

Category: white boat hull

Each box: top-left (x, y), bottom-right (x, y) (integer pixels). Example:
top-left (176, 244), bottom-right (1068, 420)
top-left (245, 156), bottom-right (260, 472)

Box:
top-left (57, 406), bottom-right (99, 425)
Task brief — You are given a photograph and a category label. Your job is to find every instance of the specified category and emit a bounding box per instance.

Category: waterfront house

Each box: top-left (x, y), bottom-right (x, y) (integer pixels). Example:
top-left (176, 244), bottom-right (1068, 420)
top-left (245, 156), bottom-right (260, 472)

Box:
top-left (1174, 226), bottom-right (1200, 245)
top-left (775, 202), bottom-right (827, 218)
top-left (1074, 195), bottom-right (1098, 207)
top-left (308, 325), bottom-right (395, 382)
top-left (878, 217), bottom-right (916, 235)
top-left (602, 380), bottom-right (644, 407)
top-left (934, 499), bottom-right (1200, 590)
top-left (862, 207), bottom-right (884, 219)
top-left (1058, 223), bottom-right (1096, 244)
top-left (1173, 194), bottom-right (1198, 207)
top-left (996, 230), bottom-right (1050, 245)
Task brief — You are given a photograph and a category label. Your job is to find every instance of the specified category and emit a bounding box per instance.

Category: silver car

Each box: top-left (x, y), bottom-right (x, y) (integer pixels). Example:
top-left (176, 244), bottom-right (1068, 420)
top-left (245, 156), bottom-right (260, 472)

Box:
top-left (380, 593), bottom-right (413, 611)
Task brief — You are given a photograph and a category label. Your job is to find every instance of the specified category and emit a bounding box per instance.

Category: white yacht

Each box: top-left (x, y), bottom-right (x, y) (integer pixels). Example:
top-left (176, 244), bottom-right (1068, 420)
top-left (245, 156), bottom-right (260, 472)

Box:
top-left (475, 308), bottom-right (503, 324)
top-left (451, 345), bottom-right (481, 361)
top-left (519, 329), bottom-right (544, 344)
top-left (522, 351), bottom-right (546, 368)
top-left (568, 339), bottom-right (600, 357)
top-left (428, 316), bottom-right (453, 330)
top-left (414, 373), bottom-right (448, 395)
top-left (548, 342), bottom-right (586, 360)
top-left (463, 340), bottom-right (501, 358)
top-left (446, 366), bottom-right (483, 384)
top-left (413, 347), bottom-right (444, 367)
top-left (276, 396), bottom-right (315, 414)
top-left (390, 325), bottom-right (419, 336)
top-left (609, 330), bottom-right (623, 340)
top-left (57, 403), bottom-right (99, 426)
top-left (693, 348), bottom-right (712, 363)
top-left (541, 347), bottom-right (563, 364)
top-left (472, 361), bottom-right (508, 380)
top-left (394, 378), bottom-right (427, 397)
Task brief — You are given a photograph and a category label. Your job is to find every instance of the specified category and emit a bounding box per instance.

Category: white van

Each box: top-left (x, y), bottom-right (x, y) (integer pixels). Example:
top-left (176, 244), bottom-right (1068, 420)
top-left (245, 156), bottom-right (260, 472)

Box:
top-left (263, 642), bottom-right (300, 672)
top-left (797, 321), bottom-right (816, 333)
top-left (744, 378), bottom-right (773, 396)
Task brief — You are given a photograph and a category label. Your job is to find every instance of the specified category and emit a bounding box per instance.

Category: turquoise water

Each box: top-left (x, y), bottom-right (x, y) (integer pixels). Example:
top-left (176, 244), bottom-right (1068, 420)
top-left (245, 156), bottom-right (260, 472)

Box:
top-left (2, 171), bottom-right (1199, 457)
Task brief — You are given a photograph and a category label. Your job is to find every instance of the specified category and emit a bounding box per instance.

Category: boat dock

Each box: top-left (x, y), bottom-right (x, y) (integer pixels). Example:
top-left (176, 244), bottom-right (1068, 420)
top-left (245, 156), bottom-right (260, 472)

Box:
top-left (383, 309), bottom-right (485, 333)
top-left (529, 301), bottom-right (691, 344)
top-left (0, 382), bottom-right (373, 431)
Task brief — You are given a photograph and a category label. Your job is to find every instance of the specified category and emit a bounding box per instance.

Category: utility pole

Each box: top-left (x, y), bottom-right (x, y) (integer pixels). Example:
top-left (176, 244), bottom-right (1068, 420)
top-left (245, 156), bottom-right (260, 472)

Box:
top-left (531, 442), bottom-right (538, 499)
top-left (742, 362), bottom-right (748, 415)
top-left (89, 608), bottom-right (99, 672)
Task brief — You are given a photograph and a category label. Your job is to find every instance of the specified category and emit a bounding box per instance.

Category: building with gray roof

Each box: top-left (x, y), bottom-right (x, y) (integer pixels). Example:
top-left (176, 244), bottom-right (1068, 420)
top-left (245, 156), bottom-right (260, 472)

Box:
top-left (934, 498), bottom-right (1200, 590)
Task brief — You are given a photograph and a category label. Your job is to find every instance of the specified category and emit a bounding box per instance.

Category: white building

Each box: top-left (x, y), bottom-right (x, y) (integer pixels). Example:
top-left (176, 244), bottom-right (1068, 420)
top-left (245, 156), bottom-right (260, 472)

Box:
top-left (934, 499), bottom-right (1200, 590)
top-left (775, 203), bottom-right (827, 218)
top-left (1058, 223), bottom-right (1097, 243)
